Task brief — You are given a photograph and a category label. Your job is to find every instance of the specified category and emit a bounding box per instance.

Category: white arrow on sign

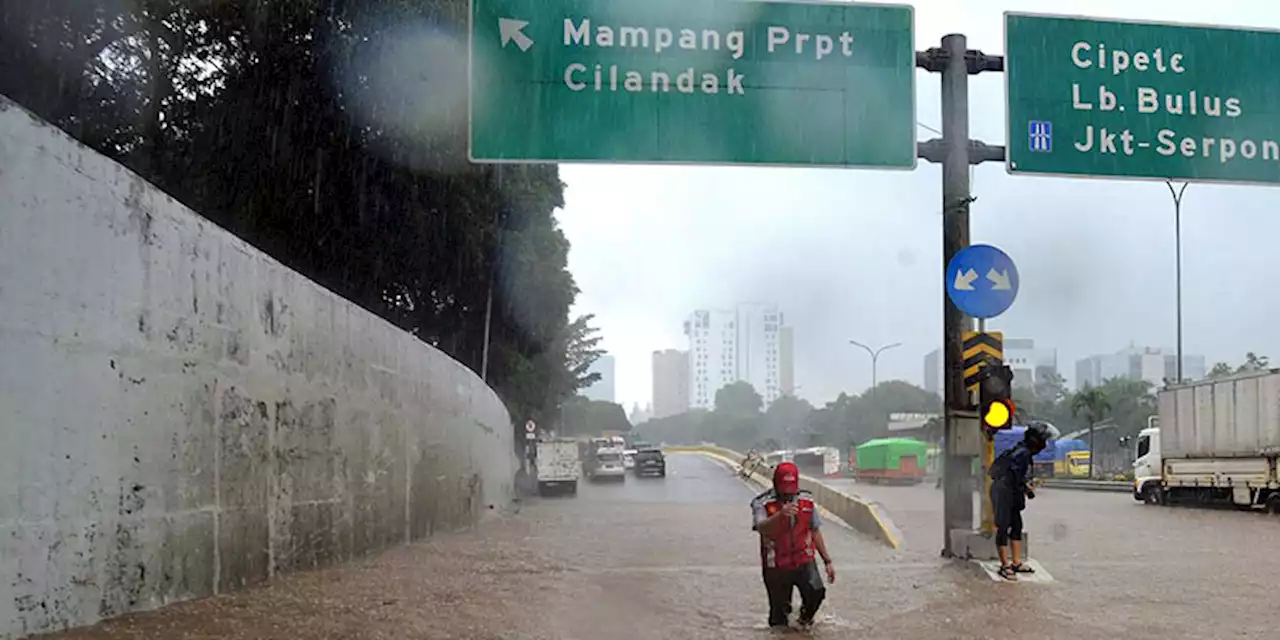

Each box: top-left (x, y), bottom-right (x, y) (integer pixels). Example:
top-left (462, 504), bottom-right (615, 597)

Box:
top-left (953, 268), bottom-right (978, 291)
top-left (986, 268), bottom-right (1012, 291)
top-left (499, 18), bottom-right (534, 52)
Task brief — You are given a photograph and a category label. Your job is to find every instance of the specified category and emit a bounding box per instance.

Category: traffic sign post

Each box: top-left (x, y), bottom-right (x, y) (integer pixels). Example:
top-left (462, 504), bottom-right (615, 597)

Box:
top-left (469, 0), bottom-right (917, 168)
top-left (945, 244), bottom-right (1019, 320)
top-left (916, 35), bottom-right (1008, 562)
top-left (1006, 12), bottom-right (1280, 184)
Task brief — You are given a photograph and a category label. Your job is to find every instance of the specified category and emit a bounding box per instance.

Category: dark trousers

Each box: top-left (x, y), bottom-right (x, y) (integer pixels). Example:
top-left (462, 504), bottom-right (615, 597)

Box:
top-left (990, 485), bottom-right (1025, 547)
top-left (762, 562), bottom-right (826, 627)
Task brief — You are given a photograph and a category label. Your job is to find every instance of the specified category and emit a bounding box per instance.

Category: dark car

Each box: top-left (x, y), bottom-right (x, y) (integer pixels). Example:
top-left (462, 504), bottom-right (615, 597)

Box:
top-left (633, 448), bottom-right (666, 477)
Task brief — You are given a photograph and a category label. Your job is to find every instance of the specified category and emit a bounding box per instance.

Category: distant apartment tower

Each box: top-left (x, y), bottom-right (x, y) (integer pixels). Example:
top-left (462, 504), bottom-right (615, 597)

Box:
top-left (685, 304), bottom-right (786, 409)
top-left (923, 348), bottom-right (942, 397)
top-left (582, 355), bottom-right (616, 403)
top-left (1004, 338), bottom-right (1058, 389)
top-left (923, 338), bottom-right (1057, 395)
top-left (779, 326), bottom-right (796, 396)
top-left (651, 349), bottom-right (690, 418)
top-left (1076, 346), bottom-right (1206, 390)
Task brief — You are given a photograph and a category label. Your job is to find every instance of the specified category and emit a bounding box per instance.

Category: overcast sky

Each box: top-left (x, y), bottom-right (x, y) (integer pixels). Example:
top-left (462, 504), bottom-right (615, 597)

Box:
top-left (554, 0), bottom-right (1280, 409)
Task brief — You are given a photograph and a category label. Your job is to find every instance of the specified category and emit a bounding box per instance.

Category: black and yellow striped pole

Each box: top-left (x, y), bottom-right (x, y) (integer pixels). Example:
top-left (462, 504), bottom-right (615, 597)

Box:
top-left (963, 331), bottom-right (1012, 535)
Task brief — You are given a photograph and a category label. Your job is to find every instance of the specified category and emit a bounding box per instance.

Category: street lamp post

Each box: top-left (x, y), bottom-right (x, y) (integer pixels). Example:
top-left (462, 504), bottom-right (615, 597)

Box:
top-left (1166, 180), bottom-right (1189, 383)
top-left (848, 340), bottom-right (903, 399)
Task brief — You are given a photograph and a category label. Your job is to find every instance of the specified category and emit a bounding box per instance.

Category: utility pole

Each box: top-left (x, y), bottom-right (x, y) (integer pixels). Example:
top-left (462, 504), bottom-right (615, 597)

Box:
top-left (917, 34), bottom-right (1005, 559)
top-left (1165, 180), bottom-right (1189, 383)
top-left (481, 167), bottom-right (508, 383)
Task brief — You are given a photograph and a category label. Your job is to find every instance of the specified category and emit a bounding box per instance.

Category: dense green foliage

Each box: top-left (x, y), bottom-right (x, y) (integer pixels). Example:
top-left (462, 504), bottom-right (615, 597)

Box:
top-left (635, 380), bottom-right (941, 453)
top-left (0, 0), bottom-right (596, 442)
top-left (558, 396), bottom-right (631, 438)
top-left (636, 354), bottom-right (1270, 455)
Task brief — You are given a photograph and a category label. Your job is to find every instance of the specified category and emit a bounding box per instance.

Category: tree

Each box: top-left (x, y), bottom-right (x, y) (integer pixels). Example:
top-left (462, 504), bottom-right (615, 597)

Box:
top-left (764, 395), bottom-right (815, 448)
top-left (0, 0), bottom-right (587, 453)
top-left (1237, 352), bottom-right (1271, 373)
top-left (1097, 377), bottom-right (1156, 440)
top-left (1071, 386), bottom-right (1112, 479)
top-left (1208, 362), bottom-right (1234, 378)
top-left (632, 409), bottom-right (710, 446)
top-left (559, 396), bottom-right (630, 437)
top-left (715, 381), bottom-right (764, 417)
top-left (563, 314), bottom-right (604, 391)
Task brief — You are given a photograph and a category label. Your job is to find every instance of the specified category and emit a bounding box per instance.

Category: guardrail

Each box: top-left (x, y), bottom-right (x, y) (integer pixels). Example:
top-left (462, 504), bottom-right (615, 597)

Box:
top-left (1038, 478), bottom-right (1133, 493)
top-left (664, 445), bottom-right (902, 550)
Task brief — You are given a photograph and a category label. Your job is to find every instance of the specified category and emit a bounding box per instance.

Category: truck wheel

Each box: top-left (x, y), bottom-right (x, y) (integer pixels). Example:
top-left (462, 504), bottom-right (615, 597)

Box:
top-left (537, 483), bottom-right (548, 497)
top-left (568, 481), bottom-right (578, 496)
top-left (1142, 485), bottom-right (1163, 505)
top-left (1265, 493), bottom-right (1280, 515)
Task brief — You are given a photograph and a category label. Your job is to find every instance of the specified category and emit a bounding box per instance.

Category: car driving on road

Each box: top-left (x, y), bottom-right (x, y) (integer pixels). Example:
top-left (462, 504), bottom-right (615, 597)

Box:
top-left (588, 446), bottom-right (627, 482)
top-left (633, 448), bottom-right (666, 478)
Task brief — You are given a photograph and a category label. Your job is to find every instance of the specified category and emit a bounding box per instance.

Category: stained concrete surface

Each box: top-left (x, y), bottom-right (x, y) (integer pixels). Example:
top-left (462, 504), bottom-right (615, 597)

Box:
top-left (33, 454), bottom-right (1279, 640)
top-left (0, 95), bottom-right (516, 637)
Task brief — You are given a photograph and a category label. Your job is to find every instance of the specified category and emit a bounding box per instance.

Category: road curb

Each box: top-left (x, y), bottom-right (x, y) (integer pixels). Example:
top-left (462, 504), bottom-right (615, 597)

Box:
top-left (665, 445), bottom-right (903, 550)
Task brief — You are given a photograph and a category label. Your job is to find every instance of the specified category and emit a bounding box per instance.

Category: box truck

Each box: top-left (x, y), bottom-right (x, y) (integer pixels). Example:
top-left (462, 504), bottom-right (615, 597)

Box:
top-left (1133, 370), bottom-right (1280, 512)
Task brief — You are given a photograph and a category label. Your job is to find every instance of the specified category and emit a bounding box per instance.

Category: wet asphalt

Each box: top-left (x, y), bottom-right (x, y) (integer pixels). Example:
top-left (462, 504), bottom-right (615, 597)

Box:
top-left (37, 454), bottom-right (1279, 639)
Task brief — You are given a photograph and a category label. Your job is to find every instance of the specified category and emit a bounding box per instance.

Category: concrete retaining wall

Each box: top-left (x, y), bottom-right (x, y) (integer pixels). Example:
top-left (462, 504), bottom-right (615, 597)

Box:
top-left (0, 97), bottom-right (517, 637)
top-left (666, 445), bottom-right (903, 550)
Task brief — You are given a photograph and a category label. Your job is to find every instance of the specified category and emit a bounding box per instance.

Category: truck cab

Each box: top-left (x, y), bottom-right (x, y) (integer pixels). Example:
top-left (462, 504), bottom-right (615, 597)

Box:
top-left (1133, 426), bottom-right (1162, 503)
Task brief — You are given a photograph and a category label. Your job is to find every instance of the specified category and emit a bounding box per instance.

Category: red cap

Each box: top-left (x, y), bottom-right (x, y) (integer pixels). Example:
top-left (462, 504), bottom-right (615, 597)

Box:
top-left (773, 462), bottom-right (800, 494)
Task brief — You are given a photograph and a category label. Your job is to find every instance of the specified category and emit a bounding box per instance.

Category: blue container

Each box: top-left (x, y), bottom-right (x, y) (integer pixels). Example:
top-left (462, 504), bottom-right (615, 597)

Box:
top-left (994, 426), bottom-right (1056, 463)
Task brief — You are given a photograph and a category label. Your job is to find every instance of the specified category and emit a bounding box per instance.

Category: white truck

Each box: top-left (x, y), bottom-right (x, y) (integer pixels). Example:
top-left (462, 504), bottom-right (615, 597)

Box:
top-left (1133, 369), bottom-right (1280, 513)
top-left (536, 438), bottom-right (581, 496)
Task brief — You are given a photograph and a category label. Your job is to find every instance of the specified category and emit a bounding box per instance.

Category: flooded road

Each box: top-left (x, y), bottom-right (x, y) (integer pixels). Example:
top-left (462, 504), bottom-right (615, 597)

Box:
top-left (38, 456), bottom-right (1278, 639)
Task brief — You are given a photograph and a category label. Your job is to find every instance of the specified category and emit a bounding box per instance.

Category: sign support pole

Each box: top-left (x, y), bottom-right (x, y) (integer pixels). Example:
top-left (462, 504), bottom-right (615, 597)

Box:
top-left (917, 34), bottom-right (1005, 558)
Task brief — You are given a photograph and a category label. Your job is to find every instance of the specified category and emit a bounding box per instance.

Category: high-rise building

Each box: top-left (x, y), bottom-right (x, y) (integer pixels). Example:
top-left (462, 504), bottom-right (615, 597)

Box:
top-left (685, 304), bottom-right (786, 409)
top-left (923, 348), bottom-right (942, 398)
top-left (583, 355), bottom-right (616, 403)
top-left (779, 326), bottom-right (796, 397)
top-left (1076, 346), bottom-right (1205, 390)
top-left (651, 349), bottom-right (690, 418)
top-left (1004, 338), bottom-right (1058, 389)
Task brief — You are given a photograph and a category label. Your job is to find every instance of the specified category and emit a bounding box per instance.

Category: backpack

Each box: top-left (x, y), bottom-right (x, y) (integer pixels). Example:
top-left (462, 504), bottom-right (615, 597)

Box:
top-left (988, 447), bottom-right (1016, 480)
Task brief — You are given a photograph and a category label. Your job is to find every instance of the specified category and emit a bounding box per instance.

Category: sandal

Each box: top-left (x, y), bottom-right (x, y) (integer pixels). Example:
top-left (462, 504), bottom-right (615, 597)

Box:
top-left (997, 564), bottom-right (1017, 581)
top-left (1011, 562), bottom-right (1035, 574)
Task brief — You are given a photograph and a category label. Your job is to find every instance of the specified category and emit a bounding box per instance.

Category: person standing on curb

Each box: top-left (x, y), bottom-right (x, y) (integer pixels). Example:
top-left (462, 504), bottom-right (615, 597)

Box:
top-left (988, 424), bottom-right (1050, 580)
top-left (750, 462), bottom-right (836, 628)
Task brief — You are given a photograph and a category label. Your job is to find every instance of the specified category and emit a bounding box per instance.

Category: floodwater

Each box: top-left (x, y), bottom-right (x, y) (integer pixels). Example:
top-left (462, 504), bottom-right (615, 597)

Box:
top-left (40, 455), bottom-right (1280, 640)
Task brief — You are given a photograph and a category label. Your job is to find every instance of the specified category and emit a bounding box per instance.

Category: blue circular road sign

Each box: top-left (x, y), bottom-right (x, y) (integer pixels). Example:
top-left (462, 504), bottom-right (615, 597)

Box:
top-left (945, 244), bottom-right (1019, 319)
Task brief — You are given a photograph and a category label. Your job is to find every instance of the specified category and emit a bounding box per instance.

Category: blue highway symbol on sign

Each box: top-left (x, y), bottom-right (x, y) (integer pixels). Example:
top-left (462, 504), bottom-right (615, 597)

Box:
top-left (1028, 121), bottom-right (1052, 153)
top-left (945, 244), bottom-right (1019, 319)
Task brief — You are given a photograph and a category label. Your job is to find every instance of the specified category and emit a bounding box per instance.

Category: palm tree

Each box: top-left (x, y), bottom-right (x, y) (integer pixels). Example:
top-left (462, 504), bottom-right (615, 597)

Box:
top-left (1071, 386), bottom-right (1112, 479)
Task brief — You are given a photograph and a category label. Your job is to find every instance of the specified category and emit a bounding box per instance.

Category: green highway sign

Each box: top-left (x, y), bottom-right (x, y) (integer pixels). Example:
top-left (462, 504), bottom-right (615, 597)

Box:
top-left (1006, 12), bottom-right (1280, 185)
top-left (469, 0), bottom-right (916, 168)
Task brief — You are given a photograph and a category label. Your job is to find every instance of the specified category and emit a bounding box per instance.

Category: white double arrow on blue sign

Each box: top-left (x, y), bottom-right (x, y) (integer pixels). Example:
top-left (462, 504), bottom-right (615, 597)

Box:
top-left (953, 268), bottom-right (1012, 291)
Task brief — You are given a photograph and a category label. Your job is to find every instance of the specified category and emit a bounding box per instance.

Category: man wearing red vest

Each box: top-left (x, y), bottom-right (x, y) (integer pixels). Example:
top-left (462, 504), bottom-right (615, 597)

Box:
top-left (750, 462), bottom-right (836, 628)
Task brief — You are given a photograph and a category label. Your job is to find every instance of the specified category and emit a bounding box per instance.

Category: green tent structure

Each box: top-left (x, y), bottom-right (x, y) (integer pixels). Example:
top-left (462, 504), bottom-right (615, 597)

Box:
top-left (854, 438), bottom-right (930, 484)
